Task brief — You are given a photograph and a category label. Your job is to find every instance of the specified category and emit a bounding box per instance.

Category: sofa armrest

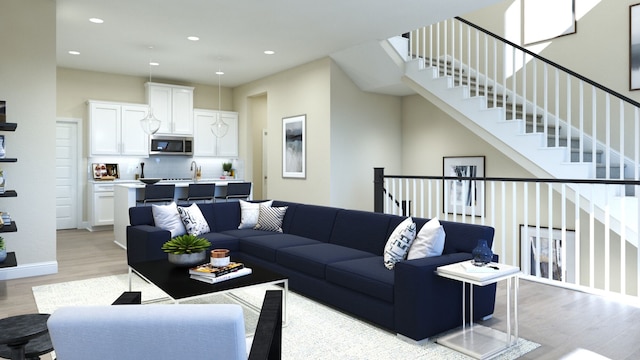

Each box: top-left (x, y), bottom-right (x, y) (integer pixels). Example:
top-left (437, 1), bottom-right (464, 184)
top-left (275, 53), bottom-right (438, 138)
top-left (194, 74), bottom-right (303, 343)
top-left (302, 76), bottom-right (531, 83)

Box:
top-left (393, 252), bottom-right (496, 341)
top-left (126, 225), bottom-right (171, 265)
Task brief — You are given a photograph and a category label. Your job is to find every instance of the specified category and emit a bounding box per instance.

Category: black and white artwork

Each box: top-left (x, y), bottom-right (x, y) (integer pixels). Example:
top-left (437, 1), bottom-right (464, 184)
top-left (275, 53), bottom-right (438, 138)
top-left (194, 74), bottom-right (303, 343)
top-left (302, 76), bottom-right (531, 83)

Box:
top-left (282, 114), bottom-right (305, 178)
top-left (443, 156), bottom-right (485, 216)
top-left (631, 4), bottom-right (640, 90)
top-left (520, 225), bottom-right (576, 283)
top-left (523, 0), bottom-right (575, 45)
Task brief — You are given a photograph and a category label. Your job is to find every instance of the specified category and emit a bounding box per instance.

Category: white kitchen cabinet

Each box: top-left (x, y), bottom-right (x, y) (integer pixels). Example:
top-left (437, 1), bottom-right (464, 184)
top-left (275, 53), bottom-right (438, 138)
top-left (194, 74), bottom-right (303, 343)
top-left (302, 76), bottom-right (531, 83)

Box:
top-left (88, 101), bottom-right (150, 157)
top-left (193, 109), bottom-right (238, 157)
top-left (146, 82), bottom-right (194, 135)
top-left (90, 183), bottom-right (114, 227)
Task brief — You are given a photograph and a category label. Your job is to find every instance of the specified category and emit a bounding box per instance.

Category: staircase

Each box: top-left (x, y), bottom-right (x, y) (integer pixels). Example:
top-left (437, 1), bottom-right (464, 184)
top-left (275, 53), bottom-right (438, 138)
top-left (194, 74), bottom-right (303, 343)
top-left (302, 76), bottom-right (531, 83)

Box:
top-left (333, 17), bottom-right (640, 245)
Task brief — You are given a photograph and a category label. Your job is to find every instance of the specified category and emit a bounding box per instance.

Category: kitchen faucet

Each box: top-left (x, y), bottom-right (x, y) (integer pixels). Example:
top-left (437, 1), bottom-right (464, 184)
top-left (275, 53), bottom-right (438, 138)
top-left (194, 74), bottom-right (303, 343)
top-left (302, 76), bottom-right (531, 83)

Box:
top-left (190, 160), bottom-right (197, 182)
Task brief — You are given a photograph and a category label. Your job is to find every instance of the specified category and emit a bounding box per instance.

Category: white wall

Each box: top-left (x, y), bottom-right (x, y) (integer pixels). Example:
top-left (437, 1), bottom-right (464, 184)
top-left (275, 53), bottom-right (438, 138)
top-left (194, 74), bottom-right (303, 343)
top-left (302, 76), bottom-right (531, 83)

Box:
top-left (0, 0), bottom-right (57, 279)
top-left (330, 61), bottom-right (402, 210)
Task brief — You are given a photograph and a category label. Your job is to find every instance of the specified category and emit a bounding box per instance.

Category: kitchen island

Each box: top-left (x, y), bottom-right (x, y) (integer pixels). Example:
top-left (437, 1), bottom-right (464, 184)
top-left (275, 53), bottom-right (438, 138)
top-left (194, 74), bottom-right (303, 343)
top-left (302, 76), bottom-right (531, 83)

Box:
top-left (113, 179), bottom-right (246, 248)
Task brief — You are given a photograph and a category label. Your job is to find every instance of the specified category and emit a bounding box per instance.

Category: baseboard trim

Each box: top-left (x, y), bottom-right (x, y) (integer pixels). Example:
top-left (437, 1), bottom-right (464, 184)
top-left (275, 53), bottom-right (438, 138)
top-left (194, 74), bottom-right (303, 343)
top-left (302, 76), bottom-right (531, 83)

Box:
top-left (0, 261), bottom-right (58, 280)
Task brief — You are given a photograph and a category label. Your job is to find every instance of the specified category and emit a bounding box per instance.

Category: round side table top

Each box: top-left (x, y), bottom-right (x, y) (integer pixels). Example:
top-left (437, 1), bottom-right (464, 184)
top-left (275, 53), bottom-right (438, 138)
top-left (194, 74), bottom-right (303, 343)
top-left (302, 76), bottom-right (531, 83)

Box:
top-left (0, 314), bottom-right (50, 346)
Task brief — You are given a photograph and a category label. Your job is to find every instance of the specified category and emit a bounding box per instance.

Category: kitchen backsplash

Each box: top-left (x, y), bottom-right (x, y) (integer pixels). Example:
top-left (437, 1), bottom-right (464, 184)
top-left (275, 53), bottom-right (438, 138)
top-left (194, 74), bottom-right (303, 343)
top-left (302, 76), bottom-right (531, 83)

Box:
top-left (88, 156), bottom-right (243, 181)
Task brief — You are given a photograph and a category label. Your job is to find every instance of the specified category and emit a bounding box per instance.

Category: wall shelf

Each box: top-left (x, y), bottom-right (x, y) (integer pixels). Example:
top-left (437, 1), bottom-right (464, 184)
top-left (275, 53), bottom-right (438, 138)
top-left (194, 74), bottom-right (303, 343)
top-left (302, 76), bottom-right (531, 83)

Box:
top-left (0, 252), bottom-right (16, 268)
top-left (0, 123), bottom-right (17, 132)
top-left (0, 190), bottom-right (17, 197)
top-left (0, 222), bottom-right (17, 232)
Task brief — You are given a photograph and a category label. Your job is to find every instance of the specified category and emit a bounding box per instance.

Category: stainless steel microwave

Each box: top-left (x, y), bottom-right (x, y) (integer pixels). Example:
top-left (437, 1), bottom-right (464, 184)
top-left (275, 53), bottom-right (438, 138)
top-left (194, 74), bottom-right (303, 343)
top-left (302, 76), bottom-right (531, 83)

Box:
top-left (149, 136), bottom-right (193, 155)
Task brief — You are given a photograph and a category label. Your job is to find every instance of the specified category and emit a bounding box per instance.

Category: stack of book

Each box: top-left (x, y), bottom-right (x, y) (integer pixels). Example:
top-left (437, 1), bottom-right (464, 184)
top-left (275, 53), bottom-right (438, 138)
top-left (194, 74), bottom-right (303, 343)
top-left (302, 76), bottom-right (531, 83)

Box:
top-left (189, 262), bottom-right (252, 284)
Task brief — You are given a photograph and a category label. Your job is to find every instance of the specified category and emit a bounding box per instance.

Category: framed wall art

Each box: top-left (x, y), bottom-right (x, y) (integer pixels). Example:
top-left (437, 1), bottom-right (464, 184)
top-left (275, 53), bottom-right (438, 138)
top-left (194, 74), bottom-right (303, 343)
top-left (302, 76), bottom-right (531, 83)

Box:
top-left (443, 156), bottom-right (485, 216)
top-left (520, 225), bottom-right (576, 283)
top-left (631, 3), bottom-right (640, 90)
top-left (523, 0), bottom-right (576, 45)
top-left (282, 114), bottom-right (306, 178)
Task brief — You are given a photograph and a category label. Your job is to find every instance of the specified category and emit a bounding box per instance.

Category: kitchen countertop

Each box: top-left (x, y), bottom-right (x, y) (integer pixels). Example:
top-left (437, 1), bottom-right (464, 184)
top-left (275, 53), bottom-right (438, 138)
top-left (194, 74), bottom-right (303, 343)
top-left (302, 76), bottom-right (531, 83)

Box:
top-left (92, 178), bottom-right (242, 187)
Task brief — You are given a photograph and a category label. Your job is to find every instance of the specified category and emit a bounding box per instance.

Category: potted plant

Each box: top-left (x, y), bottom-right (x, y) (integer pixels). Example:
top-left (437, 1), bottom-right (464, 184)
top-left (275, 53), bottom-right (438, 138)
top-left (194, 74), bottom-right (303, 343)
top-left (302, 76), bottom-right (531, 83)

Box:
top-left (161, 234), bottom-right (211, 267)
top-left (0, 236), bottom-right (6, 263)
top-left (222, 162), bottom-right (233, 176)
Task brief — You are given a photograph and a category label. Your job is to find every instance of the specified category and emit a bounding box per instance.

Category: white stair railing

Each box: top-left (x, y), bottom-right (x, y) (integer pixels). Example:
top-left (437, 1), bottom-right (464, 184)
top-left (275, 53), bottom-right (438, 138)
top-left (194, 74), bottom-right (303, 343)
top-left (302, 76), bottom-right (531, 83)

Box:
top-left (407, 17), bottom-right (640, 184)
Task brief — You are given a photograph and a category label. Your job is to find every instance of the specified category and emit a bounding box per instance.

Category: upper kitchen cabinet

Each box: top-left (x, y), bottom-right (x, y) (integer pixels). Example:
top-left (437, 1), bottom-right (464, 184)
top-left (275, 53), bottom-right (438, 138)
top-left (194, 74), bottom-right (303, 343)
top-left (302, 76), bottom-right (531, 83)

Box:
top-left (193, 109), bottom-right (238, 157)
top-left (88, 101), bottom-right (150, 157)
top-left (146, 82), bottom-right (194, 136)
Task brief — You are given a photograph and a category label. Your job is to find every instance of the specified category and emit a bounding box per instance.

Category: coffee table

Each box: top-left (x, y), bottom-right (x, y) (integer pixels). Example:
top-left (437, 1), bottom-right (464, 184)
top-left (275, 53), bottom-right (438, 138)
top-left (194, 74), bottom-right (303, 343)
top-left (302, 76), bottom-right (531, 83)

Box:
top-left (128, 259), bottom-right (288, 323)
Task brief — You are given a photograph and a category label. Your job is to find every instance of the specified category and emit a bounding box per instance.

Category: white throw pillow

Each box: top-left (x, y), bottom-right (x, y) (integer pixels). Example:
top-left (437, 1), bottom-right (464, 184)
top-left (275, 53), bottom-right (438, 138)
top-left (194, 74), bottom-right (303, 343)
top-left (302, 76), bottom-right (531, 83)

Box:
top-left (177, 204), bottom-right (210, 236)
top-left (152, 202), bottom-right (186, 238)
top-left (238, 200), bottom-right (273, 229)
top-left (407, 218), bottom-right (446, 260)
top-left (383, 217), bottom-right (417, 270)
top-left (254, 206), bottom-right (288, 232)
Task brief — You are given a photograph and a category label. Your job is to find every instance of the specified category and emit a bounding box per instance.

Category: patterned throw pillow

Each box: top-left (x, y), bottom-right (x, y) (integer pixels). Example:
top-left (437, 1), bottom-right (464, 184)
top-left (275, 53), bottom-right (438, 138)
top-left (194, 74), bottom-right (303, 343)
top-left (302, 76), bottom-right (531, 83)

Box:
top-left (383, 217), bottom-right (417, 270)
top-left (407, 218), bottom-right (445, 260)
top-left (151, 202), bottom-right (186, 238)
top-left (254, 206), bottom-right (288, 232)
top-left (238, 200), bottom-right (274, 229)
top-left (177, 204), bottom-right (210, 236)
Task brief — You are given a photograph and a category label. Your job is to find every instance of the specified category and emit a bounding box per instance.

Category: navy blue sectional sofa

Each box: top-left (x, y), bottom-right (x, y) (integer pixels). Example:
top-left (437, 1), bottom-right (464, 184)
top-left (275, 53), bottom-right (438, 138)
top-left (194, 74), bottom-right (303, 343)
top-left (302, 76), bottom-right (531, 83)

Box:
top-left (127, 200), bottom-right (497, 342)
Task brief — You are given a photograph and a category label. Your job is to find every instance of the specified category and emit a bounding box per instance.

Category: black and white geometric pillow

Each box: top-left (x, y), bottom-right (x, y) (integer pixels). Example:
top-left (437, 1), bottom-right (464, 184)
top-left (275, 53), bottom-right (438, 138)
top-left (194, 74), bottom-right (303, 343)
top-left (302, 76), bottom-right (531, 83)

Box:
top-left (254, 206), bottom-right (288, 232)
top-left (383, 219), bottom-right (417, 270)
top-left (177, 204), bottom-right (211, 236)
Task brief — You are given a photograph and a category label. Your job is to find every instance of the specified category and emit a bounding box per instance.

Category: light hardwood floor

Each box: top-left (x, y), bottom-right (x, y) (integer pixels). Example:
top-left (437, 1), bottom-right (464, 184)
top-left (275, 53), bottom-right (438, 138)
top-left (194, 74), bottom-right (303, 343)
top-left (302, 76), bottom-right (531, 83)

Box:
top-left (2, 229), bottom-right (640, 359)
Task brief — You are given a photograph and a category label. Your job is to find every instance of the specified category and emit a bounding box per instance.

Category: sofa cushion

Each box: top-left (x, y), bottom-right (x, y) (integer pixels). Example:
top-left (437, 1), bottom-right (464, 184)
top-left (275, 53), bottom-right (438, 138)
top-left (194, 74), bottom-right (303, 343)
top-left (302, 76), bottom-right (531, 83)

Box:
top-left (238, 200), bottom-right (273, 229)
top-left (254, 206), bottom-right (288, 232)
top-left (220, 229), bottom-right (274, 239)
top-left (383, 218), bottom-right (417, 269)
top-left (240, 234), bottom-right (320, 262)
top-left (288, 205), bottom-right (340, 242)
top-left (199, 232), bottom-right (241, 252)
top-left (208, 202), bottom-right (241, 231)
top-left (177, 204), bottom-right (210, 236)
top-left (407, 218), bottom-right (445, 259)
top-left (151, 202), bottom-right (186, 238)
top-left (329, 210), bottom-right (393, 255)
top-left (326, 257), bottom-right (394, 303)
top-left (277, 243), bottom-right (373, 279)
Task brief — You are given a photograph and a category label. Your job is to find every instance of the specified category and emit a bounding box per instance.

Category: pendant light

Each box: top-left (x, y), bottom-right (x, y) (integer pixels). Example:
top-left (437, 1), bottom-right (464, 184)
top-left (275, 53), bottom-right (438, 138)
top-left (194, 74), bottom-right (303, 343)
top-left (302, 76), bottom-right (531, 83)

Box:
top-left (211, 70), bottom-right (229, 138)
top-left (140, 48), bottom-right (161, 135)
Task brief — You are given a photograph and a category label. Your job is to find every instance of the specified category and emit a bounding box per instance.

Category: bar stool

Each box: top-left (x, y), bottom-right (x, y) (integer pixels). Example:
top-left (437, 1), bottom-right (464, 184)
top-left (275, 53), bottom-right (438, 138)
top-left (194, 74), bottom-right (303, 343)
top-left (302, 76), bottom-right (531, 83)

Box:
top-left (136, 184), bottom-right (175, 206)
top-left (178, 183), bottom-right (215, 205)
top-left (214, 182), bottom-right (251, 202)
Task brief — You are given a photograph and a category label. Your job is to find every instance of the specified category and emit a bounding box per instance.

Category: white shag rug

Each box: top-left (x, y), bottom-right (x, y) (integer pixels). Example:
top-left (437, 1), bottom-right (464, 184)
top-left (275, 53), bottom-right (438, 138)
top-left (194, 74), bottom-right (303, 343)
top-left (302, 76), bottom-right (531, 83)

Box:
top-left (33, 274), bottom-right (539, 359)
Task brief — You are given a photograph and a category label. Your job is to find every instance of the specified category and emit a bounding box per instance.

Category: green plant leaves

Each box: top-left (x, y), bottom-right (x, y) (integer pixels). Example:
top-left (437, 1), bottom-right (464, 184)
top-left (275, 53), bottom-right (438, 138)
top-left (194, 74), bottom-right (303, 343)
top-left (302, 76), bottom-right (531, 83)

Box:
top-left (161, 234), bottom-right (211, 254)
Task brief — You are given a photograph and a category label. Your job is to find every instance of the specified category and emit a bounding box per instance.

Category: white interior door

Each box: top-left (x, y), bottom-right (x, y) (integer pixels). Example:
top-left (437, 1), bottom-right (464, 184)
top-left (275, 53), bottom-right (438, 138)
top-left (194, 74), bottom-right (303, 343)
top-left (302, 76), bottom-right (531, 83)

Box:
top-left (56, 120), bottom-right (79, 229)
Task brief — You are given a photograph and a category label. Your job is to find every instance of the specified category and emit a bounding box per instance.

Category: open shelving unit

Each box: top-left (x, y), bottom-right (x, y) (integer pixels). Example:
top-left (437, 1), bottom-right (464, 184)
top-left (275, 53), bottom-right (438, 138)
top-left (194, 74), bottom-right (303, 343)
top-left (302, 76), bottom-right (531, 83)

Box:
top-left (0, 122), bottom-right (17, 268)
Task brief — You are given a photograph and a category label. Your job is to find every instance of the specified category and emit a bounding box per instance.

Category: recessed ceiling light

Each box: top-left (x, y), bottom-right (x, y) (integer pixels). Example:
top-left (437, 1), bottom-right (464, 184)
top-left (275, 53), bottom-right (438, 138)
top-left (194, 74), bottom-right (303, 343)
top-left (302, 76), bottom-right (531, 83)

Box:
top-left (149, 62), bottom-right (160, 66)
top-left (68, 50), bottom-right (80, 55)
top-left (187, 36), bottom-right (200, 41)
top-left (216, 71), bottom-right (224, 75)
top-left (264, 50), bottom-right (275, 55)
top-left (89, 18), bottom-right (104, 24)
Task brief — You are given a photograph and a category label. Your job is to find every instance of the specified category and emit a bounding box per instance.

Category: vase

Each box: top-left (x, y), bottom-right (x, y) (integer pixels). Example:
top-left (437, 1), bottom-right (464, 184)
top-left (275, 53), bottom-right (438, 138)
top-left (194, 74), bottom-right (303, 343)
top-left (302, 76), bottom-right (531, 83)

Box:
top-left (168, 251), bottom-right (207, 267)
top-left (472, 239), bottom-right (493, 266)
top-left (0, 249), bottom-right (6, 263)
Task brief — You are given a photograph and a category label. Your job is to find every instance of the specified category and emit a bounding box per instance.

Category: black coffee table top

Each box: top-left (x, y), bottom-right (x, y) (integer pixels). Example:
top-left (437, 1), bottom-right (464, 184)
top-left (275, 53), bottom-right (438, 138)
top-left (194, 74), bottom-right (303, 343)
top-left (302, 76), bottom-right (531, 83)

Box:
top-left (130, 259), bottom-right (287, 301)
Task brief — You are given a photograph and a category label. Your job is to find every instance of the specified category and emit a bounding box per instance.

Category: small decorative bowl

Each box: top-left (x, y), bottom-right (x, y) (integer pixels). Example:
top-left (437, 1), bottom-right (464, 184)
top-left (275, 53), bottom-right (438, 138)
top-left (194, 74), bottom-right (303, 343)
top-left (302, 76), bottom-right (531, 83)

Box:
top-left (210, 249), bottom-right (230, 267)
top-left (139, 178), bottom-right (161, 185)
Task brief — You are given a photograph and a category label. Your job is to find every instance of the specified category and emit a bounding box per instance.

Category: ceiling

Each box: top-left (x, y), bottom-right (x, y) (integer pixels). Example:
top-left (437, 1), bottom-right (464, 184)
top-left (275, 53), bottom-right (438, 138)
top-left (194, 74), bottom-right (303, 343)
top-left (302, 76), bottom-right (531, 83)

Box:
top-left (56, 0), bottom-right (501, 89)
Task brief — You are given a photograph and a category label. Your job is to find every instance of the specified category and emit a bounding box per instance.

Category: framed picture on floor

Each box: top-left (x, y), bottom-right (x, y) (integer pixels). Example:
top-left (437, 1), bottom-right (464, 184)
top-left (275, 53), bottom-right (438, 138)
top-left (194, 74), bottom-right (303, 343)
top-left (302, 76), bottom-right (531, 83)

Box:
top-left (443, 156), bottom-right (485, 217)
top-left (520, 224), bottom-right (576, 283)
top-left (282, 114), bottom-right (306, 178)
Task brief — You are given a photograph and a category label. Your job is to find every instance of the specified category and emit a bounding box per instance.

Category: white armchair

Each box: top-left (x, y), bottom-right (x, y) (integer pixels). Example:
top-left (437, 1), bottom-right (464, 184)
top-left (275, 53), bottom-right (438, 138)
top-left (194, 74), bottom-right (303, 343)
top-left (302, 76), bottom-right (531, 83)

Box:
top-left (47, 290), bottom-right (283, 360)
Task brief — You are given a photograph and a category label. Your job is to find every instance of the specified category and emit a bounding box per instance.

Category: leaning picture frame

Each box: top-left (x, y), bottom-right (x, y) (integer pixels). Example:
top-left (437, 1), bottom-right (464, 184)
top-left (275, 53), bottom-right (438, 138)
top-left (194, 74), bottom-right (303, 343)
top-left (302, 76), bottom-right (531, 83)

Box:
top-left (282, 114), bottom-right (306, 179)
top-left (519, 224), bottom-right (576, 283)
top-left (443, 156), bottom-right (485, 217)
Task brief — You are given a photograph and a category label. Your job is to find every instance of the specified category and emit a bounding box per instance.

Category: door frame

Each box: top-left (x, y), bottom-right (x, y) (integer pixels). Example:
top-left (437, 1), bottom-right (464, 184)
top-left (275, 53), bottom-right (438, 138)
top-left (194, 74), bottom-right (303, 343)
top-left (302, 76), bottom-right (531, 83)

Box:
top-left (56, 118), bottom-right (83, 229)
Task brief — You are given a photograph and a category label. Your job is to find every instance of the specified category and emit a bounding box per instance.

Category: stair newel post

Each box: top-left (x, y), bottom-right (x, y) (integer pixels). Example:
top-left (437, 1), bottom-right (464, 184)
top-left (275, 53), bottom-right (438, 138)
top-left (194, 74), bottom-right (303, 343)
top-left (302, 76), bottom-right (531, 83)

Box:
top-left (374, 168), bottom-right (385, 213)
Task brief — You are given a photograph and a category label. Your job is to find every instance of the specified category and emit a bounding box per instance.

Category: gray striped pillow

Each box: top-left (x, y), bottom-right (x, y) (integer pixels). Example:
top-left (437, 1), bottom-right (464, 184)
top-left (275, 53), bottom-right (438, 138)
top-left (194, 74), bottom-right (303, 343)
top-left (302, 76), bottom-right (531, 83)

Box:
top-left (254, 206), bottom-right (288, 232)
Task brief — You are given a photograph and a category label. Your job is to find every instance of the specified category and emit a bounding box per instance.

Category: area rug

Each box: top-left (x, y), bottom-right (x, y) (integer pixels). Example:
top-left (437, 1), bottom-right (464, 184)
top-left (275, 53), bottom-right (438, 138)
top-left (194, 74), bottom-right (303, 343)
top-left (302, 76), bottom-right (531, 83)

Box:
top-left (33, 274), bottom-right (540, 359)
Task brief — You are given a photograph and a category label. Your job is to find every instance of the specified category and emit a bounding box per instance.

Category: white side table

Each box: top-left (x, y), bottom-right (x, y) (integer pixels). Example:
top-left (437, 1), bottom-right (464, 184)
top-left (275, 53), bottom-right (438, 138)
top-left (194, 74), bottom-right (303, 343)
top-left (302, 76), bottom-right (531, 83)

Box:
top-left (436, 261), bottom-right (521, 359)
